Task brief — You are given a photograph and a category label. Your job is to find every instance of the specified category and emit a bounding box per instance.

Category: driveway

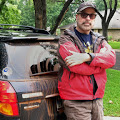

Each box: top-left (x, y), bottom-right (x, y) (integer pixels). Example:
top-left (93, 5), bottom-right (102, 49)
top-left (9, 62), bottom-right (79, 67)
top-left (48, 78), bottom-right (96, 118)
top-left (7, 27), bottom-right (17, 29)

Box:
top-left (111, 50), bottom-right (120, 71)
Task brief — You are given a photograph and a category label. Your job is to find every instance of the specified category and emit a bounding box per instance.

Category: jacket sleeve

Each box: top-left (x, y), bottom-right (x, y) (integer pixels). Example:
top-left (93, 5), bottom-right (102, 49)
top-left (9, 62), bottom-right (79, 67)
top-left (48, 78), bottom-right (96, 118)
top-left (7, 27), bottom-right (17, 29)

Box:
top-left (89, 40), bottom-right (116, 69)
top-left (58, 38), bottom-right (104, 75)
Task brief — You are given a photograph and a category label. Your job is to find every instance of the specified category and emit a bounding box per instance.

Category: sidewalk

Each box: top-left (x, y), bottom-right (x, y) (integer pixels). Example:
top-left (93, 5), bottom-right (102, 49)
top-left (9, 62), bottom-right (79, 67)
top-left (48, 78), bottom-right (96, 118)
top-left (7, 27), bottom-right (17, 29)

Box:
top-left (104, 116), bottom-right (120, 120)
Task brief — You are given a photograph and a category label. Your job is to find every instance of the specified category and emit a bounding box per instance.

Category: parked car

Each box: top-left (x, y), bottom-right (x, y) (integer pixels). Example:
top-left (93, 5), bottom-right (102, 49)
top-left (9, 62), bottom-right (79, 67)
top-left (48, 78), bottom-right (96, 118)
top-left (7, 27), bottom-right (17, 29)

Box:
top-left (0, 24), bottom-right (65, 120)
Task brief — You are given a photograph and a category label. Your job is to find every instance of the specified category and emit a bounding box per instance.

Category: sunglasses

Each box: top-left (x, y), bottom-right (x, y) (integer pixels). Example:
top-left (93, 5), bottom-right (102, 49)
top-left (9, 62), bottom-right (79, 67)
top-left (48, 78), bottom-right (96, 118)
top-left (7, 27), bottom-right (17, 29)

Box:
top-left (77, 12), bottom-right (97, 19)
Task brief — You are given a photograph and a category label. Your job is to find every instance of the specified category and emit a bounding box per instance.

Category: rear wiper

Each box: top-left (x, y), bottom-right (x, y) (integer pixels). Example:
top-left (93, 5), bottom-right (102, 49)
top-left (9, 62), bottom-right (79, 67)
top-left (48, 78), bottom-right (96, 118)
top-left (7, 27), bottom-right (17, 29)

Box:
top-left (0, 24), bottom-right (50, 34)
top-left (0, 36), bottom-right (12, 41)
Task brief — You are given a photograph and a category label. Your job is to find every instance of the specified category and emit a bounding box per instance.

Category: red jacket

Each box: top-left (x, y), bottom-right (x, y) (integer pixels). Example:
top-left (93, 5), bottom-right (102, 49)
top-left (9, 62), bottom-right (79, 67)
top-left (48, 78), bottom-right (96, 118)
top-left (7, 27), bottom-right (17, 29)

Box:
top-left (57, 26), bottom-right (116, 100)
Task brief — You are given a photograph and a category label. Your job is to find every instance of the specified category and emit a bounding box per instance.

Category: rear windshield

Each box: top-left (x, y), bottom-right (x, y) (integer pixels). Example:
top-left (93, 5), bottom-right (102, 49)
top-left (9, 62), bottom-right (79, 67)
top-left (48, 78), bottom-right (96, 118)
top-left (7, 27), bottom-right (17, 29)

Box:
top-left (0, 40), bottom-right (59, 79)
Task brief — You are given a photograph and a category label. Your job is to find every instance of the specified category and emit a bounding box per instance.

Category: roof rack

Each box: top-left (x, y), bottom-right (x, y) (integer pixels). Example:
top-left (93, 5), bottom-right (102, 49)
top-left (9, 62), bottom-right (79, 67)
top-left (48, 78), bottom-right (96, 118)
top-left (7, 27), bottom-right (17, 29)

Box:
top-left (0, 24), bottom-right (50, 35)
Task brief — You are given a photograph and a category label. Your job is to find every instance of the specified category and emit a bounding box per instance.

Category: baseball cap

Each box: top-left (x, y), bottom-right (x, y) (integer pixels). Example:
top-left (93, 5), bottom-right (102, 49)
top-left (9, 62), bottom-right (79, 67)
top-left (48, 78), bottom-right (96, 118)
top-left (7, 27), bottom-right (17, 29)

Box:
top-left (77, 2), bottom-right (96, 13)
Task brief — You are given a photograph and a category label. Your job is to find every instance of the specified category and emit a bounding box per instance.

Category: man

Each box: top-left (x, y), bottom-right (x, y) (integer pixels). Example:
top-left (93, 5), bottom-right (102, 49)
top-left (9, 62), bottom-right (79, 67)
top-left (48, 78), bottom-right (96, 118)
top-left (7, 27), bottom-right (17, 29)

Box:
top-left (57, 1), bottom-right (116, 120)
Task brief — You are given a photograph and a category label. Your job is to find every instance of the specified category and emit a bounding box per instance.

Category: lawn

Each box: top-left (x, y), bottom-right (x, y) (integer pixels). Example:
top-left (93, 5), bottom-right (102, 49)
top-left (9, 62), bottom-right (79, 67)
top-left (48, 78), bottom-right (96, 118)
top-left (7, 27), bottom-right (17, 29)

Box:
top-left (103, 69), bottom-right (120, 117)
top-left (108, 41), bottom-right (120, 49)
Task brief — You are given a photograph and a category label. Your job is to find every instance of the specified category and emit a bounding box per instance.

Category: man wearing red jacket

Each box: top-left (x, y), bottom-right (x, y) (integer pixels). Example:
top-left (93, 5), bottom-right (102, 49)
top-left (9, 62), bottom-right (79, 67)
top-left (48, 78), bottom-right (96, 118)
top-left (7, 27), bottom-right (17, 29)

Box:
top-left (57, 1), bottom-right (116, 120)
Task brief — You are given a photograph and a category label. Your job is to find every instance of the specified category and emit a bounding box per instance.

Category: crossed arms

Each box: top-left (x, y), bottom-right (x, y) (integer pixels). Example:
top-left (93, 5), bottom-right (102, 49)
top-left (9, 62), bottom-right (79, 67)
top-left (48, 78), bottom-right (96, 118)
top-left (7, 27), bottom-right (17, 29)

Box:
top-left (59, 40), bottom-right (116, 75)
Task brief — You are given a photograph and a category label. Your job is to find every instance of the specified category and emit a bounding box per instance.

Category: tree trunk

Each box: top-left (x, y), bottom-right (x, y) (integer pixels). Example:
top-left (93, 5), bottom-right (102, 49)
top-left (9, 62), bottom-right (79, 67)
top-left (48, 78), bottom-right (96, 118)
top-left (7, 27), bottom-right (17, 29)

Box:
top-left (33, 0), bottom-right (46, 29)
top-left (102, 22), bottom-right (108, 41)
top-left (96, 0), bottom-right (117, 42)
top-left (50, 0), bottom-right (73, 34)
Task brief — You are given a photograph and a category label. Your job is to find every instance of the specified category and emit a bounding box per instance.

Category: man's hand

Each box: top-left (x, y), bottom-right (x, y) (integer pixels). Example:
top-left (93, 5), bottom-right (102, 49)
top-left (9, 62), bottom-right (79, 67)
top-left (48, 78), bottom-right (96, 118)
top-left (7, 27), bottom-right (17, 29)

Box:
top-left (100, 47), bottom-right (107, 53)
top-left (65, 50), bottom-right (91, 67)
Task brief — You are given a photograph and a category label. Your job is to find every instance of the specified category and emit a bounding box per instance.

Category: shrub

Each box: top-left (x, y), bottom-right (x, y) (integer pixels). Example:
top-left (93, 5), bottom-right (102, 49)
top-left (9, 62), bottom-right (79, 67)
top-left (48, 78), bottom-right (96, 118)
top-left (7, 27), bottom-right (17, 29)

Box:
top-left (108, 36), bottom-right (113, 41)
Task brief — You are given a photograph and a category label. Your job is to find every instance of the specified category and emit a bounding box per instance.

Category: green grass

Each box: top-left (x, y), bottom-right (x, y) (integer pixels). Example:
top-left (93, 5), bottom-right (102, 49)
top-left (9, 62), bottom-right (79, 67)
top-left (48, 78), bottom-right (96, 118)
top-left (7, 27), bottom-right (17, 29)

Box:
top-left (103, 69), bottom-right (120, 117)
top-left (108, 41), bottom-right (120, 49)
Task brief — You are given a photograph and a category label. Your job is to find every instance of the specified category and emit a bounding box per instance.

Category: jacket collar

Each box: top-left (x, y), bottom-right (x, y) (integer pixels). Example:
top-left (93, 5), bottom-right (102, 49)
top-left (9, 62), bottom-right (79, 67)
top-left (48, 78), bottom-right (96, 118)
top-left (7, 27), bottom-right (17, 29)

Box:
top-left (63, 25), bottom-right (105, 53)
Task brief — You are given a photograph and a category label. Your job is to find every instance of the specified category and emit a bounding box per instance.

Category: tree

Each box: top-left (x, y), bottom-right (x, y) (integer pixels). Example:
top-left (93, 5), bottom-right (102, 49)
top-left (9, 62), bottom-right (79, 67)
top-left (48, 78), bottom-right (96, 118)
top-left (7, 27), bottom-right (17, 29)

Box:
top-left (49, 0), bottom-right (118, 38)
top-left (0, 0), bottom-right (21, 25)
top-left (47, 0), bottom-right (80, 30)
top-left (18, 0), bottom-right (35, 26)
top-left (33, 0), bottom-right (74, 31)
top-left (33, 0), bottom-right (82, 33)
top-left (94, 0), bottom-right (105, 11)
top-left (46, 1), bottom-right (63, 30)
top-left (50, 0), bottom-right (73, 34)
top-left (95, 0), bottom-right (118, 41)
top-left (33, 0), bottom-right (46, 29)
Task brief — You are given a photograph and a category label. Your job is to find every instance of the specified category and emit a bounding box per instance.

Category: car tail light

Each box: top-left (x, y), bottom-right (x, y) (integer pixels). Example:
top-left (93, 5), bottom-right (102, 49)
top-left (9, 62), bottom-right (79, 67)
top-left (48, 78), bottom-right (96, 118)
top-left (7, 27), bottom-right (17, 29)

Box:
top-left (0, 80), bottom-right (19, 116)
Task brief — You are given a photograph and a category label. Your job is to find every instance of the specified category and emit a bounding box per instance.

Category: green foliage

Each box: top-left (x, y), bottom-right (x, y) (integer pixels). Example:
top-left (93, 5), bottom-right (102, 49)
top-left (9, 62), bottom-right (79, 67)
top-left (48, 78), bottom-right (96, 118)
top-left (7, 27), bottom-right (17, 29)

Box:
top-left (46, 0), bottom-right (81, 29)
top-left (47, 1), bottom-right (63, 29)
top-left (117, 38), bottom-right (120, 42)
top-left (94, 0), bottom-right (120, 11)
top-left (118, 1), bottom-right (120, 8)
top-left (60, 3), bottom-right (79, 26)
top-left (0, 0), bottom-right (35, 26)
top-left (94, 0), bottom-right (105, 11)
top-left (0, 0), bottom-right (89, 29)
top-left (104, 69), bottom-right (120, 116)
top-left (18, 0), bottom-right (35, 26)
top-left (108, 36), bottom-right (113, 40)
top-left (0, 1), bottom-right (21, 24)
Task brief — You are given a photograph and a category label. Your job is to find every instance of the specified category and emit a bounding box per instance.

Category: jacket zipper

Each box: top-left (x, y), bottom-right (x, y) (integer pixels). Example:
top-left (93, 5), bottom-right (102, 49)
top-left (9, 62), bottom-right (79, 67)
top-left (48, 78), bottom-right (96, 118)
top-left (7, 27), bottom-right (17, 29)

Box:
top-left (90, 75), bottom-right (96, 99)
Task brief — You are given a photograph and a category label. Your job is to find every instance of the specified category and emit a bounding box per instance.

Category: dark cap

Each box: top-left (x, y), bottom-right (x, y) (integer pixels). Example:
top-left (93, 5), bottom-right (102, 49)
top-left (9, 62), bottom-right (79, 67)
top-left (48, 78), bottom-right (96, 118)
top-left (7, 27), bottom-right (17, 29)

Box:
top-left (77, 2), bottom-right (96, 13)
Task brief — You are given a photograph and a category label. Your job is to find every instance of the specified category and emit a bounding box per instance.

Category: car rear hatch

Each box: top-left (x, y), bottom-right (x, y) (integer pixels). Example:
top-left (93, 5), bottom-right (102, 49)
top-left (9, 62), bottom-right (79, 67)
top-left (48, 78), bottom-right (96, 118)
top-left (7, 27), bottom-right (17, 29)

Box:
top-left (0, 24), bottom-right (63, 120)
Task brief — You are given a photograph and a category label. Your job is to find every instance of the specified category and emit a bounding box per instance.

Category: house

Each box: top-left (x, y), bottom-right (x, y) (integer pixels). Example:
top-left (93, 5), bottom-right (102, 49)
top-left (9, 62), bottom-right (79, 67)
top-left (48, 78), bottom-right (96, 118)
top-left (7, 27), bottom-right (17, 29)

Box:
top-left (59, 9), bottom-right (120, 40)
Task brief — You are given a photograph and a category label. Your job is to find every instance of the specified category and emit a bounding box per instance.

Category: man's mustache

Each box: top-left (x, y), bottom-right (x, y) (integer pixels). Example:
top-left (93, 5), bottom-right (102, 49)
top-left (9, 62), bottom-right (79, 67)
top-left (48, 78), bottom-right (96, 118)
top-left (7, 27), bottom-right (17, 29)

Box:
top-left (82, 22), bottom-right (91, 25)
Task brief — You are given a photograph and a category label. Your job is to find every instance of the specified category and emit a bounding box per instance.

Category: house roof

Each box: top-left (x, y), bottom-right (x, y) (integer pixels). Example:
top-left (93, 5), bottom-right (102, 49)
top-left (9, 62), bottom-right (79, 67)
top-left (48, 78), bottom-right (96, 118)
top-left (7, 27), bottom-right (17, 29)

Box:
top-left (59, 9), bottom-right (120, 30)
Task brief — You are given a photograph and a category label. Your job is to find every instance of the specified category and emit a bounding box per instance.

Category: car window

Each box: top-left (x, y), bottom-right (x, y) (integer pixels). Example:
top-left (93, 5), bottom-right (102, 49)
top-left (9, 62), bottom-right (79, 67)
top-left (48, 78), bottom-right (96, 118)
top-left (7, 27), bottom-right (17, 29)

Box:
top-left (0, 41), bottom-right (59, 79)
top-left (0, 24), bottom-right (60, 80)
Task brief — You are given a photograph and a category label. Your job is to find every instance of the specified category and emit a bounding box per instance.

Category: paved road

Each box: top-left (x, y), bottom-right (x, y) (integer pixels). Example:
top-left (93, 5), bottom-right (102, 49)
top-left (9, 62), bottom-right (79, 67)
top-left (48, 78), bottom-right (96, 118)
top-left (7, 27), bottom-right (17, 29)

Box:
top-left (111, 50), bottom-right (120, 71)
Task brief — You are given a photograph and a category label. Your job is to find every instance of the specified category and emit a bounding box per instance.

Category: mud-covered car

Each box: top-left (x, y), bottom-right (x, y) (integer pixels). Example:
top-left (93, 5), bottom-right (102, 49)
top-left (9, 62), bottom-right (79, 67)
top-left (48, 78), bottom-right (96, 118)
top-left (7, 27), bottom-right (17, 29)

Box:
top-left (0, 24), bottom-right (65, 120)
